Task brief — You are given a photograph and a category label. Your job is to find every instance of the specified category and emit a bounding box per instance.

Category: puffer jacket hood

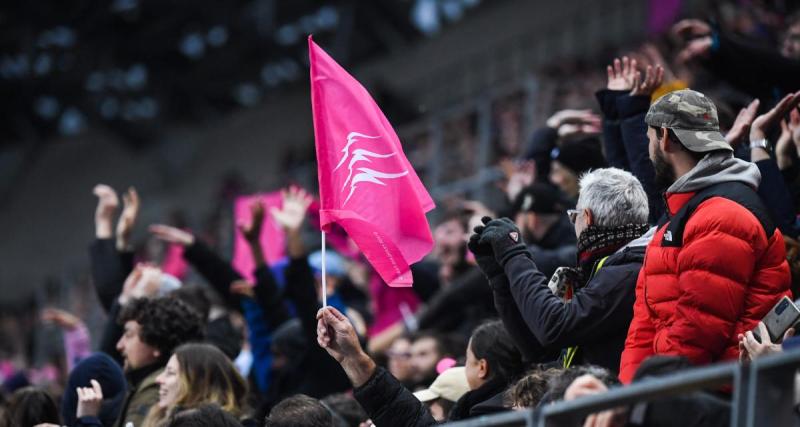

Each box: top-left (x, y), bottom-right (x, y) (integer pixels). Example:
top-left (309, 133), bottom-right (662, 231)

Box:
top-left (667, 151), bottom-right (760, 194)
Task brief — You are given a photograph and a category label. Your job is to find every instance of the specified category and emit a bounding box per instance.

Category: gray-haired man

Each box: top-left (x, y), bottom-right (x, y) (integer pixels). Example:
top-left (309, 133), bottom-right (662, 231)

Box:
top-left (471, 167), bottom-right (651, 373)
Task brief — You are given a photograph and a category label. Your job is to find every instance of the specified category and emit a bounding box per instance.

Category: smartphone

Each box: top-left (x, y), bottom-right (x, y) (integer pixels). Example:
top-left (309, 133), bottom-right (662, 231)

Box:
top-left (752, 296), bottom-right (800, 343)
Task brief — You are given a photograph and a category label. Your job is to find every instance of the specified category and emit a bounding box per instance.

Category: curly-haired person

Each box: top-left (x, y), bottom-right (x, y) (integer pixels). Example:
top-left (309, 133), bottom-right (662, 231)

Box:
top-left (110, 296), bottom-right (205, 427)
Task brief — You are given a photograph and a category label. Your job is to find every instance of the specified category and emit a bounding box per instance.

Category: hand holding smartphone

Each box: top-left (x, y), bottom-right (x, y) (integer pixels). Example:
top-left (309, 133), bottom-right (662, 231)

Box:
top-left (752, 296), bottom-right (800, 344)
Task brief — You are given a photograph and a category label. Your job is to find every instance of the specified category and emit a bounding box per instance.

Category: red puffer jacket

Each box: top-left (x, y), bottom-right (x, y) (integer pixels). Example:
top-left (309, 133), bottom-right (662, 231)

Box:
top-left (619, 192), bottom-right (791, 384)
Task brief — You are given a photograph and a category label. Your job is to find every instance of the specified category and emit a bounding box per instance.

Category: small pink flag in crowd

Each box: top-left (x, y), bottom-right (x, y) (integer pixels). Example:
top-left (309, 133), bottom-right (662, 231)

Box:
top-left (232, 192), bottom-right (287, 282)
top-left (161, 242), bottom-right (189, 280)
top-left (308, 36), bottom-right (435, 287)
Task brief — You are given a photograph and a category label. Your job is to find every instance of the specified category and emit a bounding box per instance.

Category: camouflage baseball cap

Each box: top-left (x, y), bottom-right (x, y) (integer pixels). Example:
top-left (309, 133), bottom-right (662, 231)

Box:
top-left (645, 89), bottom-right (732, 152)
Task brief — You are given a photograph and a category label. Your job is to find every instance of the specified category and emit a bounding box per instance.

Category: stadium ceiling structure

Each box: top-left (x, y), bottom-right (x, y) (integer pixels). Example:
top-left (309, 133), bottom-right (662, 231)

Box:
top-left (0, 0), bottom-right (482, 147)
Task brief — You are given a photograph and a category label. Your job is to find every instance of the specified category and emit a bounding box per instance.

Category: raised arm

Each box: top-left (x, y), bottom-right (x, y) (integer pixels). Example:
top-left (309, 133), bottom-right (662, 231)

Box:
top-left (597, 56), bottom-right (638, 170)
top-left (41, 307), bottom-right (91, 372)
top-left (747, 92), bottom-right (800, 237)
top-left (618, 64), bottom-right (664, 222)
top-left (233, 198), bottom-right (291, 337)
top-left (317, 306), bottom-right (436, 427)
top-left (271, 187), bottom-right (323, 342)
top-left (150, 224), bottom-right (243, 310)
top-left (89, 185), bottom-right (133, 312)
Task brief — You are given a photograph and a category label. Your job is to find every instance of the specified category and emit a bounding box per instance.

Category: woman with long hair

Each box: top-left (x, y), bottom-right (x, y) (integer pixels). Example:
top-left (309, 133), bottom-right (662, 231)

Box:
top-left (142, 343), bottom-right (251, 427)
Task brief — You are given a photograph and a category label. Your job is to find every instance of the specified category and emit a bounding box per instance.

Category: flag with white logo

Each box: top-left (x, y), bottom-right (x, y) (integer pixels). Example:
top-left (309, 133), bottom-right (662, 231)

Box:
top-left (308, 36), bottom-right (435, 287)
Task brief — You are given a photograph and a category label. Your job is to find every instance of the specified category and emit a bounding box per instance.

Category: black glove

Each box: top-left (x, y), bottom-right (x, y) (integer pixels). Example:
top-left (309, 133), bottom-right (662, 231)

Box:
top-left (468, 217), bottom-right (503, 279)
top-left (479, 217), bottom-right (529, 266)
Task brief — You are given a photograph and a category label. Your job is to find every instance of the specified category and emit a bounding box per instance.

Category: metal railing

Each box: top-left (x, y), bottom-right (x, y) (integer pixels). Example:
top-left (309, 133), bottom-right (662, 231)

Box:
top-left (444, 350), bottom-right (800, 427)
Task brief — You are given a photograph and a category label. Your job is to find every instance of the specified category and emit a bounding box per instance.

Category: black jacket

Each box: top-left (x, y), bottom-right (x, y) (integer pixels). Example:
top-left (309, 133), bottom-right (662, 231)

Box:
top-left (89, 239), bottom-right (134, 313)
top-left (523, 126), bottom-right (559, 182)
top-left (526, 244), bottom-right (577, 280)
top-left (525, 214), bottom-right (578, 278)
top-left (353, 367), bottom-right (437, 427)
top-left (705, 30), bottom-right (800, 104)
top-left (448, 377), bottom-right (509, 421)
top-left (534, 215), bottom-right (576, 250)
top-left (415, 266), bottom-right (496, 336)
top-left (282, 257), bottom-right (352, 399)
top-left (494, 242), bottom-right (646, 373)
top-left (182, 241), bottom-right (245, 310)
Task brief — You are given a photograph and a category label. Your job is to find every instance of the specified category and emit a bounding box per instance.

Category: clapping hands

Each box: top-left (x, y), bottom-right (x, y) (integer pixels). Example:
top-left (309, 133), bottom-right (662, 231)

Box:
top-left (606, 56), bottom-right (664, 97)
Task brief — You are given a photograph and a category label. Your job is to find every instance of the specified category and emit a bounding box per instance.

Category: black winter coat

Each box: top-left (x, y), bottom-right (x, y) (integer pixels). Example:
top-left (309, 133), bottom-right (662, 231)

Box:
top-left (353, 367), bottom-right (437, 427)
top-left (448, 377), bottom-right (509, 421)
top-left (494, 244), bottom-right (646, 373)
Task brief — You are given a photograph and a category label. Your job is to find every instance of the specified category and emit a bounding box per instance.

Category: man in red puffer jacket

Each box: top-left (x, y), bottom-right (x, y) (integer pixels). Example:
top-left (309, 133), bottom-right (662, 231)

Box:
top-left (619, 89), bottom-right (791, 383)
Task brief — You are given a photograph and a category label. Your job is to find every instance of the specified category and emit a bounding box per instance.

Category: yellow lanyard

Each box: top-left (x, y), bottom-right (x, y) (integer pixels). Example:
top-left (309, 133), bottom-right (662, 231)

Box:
top-left (562, 256), bottom-right (610, 369)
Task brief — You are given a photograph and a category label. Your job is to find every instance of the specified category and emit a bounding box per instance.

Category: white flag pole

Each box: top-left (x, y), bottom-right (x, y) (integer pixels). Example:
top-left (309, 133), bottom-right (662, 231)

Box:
top-left (321, 230), bottom-right (328, 307)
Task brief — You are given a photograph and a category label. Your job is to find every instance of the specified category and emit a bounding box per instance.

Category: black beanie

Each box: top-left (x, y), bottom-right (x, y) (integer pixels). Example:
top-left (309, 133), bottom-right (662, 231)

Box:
top-left (512, 183), bottom-right (566, 215)
top-left (551, 137), bottom-right (607, 176)
top-left (61, 353), bottom-right (126, 427)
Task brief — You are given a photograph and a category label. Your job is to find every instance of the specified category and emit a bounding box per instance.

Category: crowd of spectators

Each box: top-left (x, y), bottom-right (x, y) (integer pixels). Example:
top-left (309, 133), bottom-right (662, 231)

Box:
top-left (2, 1), bottom-right (800, 426)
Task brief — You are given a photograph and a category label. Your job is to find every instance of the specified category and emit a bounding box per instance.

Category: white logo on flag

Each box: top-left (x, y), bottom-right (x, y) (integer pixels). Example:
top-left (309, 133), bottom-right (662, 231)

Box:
top-left (334, 132), bottom-right (408, 205)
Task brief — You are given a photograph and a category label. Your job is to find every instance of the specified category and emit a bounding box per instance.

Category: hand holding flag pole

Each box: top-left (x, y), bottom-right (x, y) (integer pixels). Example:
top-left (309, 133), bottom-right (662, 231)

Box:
top-left (308, 35), bottom-right (435, 290)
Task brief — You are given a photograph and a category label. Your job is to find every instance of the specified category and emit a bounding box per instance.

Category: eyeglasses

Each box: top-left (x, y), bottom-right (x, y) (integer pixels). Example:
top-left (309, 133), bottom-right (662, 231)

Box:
top-left (567, 209), bottom-right (579, 224)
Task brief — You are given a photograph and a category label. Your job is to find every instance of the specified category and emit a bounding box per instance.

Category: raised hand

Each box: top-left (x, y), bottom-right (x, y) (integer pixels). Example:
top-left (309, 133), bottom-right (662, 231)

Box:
top-left (478, 217), bottom-right (528, 266)
top-left (725, 99), bottom-right (760, 147)
top-left (317, 306), bottom-right (364, 364)
top-left (41, 308), bottom-right (82, 331)
top-left (237, 200), bottom-right (265, 244)
top-left (93, 184), bottom-right (119, 239)
top-left (630, 65), bottom-right (664, 97)
top-left (149, 224), bottom-right (195, 246)
top-left (778, 109), bottom-right (800, 169)
top-left (76, 379), bottom-right (104, 418)
top-left (750, 91), bottom-right (800, 142)
top-left (116, 187), bottom-right (140, 251)
top-left (468, 217), bottom-right (504, 279)
top-left (606, 57), bottom-right (637, 91)
top-left (270, 186), bottom-right (313, 233)
top-left (776, 120), bottom-right (794, 169)
top-left (791, 109), bottom-right (800, 153)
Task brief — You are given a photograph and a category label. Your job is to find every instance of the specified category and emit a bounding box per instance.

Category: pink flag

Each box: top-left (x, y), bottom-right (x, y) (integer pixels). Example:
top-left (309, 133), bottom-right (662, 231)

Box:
top-left (232, 192), bottom-right (287, 282)
top-left (309, 36), bottom-right (435, 287)
top-left (161, 242), bottom-right (189, 279)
